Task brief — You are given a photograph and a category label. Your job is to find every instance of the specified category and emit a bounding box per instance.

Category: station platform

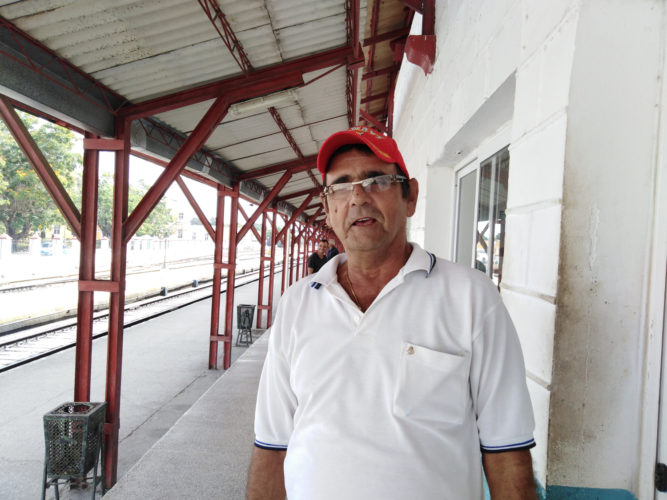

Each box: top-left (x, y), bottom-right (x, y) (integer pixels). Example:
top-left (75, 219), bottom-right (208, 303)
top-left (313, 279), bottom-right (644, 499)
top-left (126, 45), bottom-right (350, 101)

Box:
top-left (105, 333), bottom-right (267, 499)
top-left (0, 271), bottom-right (283, 500)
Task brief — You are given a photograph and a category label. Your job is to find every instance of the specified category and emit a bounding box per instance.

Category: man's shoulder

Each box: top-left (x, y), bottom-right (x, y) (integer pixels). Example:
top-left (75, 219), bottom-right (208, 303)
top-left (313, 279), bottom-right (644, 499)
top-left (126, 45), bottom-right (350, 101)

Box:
top-left (414, 247), bottom-right (499, 295)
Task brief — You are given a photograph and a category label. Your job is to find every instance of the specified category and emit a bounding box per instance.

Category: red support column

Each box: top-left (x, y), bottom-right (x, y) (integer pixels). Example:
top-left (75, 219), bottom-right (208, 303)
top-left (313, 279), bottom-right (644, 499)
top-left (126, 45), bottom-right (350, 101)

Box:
top-left (74, 133), bottom-right (99, 402)
top-left (267, 209), bottom-right (277, 327)
top-left (295, 227), bottom-right (301, 282)
top-left (104, 119), bottom-right (131, 488)
top-left (280, 215), bottom-right (288, 295)
top-left (209, 186), bottom-right (226, 369)
top-left (289, 224), bottom-right (296, 286)
top-left (222, 188), bottom-right (239, 370)
top-left (256, 212), bottom-right (268, 328)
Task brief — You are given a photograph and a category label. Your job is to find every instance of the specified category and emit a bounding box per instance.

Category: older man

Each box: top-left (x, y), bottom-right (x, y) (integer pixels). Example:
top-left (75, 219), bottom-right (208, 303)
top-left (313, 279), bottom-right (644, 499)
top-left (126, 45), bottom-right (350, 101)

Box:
top-left (247, 127), bottom-right (536, 499)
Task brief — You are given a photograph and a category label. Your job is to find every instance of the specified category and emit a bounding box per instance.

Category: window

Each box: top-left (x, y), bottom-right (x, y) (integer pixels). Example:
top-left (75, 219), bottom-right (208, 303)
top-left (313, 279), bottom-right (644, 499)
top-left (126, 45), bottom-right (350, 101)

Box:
top-left (454, 147), bottom-right (509, 286)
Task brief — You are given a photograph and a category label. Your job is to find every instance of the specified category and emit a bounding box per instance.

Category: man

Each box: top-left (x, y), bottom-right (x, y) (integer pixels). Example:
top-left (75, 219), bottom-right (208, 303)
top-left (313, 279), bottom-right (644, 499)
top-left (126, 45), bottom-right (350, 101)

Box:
top-left (325, 239), bottom-right (339, 260)
top-left (247, 127), bottom-right (536, 499)
top-left (307, 238), bottom-right (328, 275)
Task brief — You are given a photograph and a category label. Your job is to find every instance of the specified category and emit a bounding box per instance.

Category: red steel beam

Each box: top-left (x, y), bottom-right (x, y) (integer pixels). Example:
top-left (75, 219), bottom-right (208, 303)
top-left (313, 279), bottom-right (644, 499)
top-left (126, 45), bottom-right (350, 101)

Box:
top-left (198, 0), bottom-right (253, 74)
top-left (104, 119), bottom-right (131, 488)
top-left (236, 156), bottom-right (317, 181)
top-left (364, 0), bottom-right (381, 114)
top-left (209, 186), bottom-right (226, 368)
top-left (74, 133), bottom-right (99, 403)
top-left (268, 106), bottom-right (303, 159)
top-left (274, 187), bottom-right (320, 203)
top-left (400, 0), bottom-right (423, 13)
top-left (176, 176), bottom-right (215, 240)
top-left (359, 109), bottom-right (387, 133)
top-left (266, 209), bottom-right (277, 328)
top-left (362, 64), bottom-right (401, 80)
top-left (223, 189), bottom-right (239, 369)
top-left (256, 212), bottom-right (268, 328)
top-left (123, 95), bottom-right (232, 243)
top-left (276, 193), bottom-right (316, 241)
top-left (130, 149), bottom-right (219, 188)
top-left (363, 28), bottom-right (411, 47)
top-left (0, 94), bottom-right (81, 239)
top-left (361, 92), bottom-right (389, 104)
top-left (237, 170), bottom-right (292, 243)
top-left (119, 46), bottom-right (360, 121)
top-left (238, 203), bottom-right (263, 243)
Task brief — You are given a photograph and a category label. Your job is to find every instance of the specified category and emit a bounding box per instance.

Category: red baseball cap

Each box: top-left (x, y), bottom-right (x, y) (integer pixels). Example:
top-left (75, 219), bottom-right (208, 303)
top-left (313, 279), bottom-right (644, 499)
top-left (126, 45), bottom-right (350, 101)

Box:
top-left (317, 126), bottom-right (409, 181)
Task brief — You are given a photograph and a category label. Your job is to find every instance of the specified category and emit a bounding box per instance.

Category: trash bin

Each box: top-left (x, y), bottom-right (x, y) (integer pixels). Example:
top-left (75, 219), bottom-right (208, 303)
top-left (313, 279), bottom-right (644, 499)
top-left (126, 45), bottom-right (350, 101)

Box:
top-left (236, 304), bottom-right (256, 346)
top-left (42, 402), bottom-right (106, 500)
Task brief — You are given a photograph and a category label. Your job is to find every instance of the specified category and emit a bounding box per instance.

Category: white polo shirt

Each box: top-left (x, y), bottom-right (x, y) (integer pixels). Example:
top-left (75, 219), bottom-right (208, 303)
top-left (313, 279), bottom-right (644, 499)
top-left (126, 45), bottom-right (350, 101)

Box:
top-left (254, 244), bottom-right (535, 500)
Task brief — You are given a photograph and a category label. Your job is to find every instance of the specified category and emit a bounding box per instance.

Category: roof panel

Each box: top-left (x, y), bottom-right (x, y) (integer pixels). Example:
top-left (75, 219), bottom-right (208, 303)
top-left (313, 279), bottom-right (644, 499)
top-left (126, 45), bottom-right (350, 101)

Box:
top-left (0, 0), bottom-right (380, 219)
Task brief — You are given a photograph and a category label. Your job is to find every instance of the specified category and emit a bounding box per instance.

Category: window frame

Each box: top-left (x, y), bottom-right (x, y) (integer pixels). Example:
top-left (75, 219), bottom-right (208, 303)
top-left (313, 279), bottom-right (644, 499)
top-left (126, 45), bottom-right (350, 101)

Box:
top-left (451, 125), bottom-right (511, 284)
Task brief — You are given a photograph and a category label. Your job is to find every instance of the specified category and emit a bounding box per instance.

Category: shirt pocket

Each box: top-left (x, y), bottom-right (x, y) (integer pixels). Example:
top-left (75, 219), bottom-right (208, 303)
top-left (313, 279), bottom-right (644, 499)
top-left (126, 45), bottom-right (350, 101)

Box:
top-left (393, 342), bottom-right (470, 426)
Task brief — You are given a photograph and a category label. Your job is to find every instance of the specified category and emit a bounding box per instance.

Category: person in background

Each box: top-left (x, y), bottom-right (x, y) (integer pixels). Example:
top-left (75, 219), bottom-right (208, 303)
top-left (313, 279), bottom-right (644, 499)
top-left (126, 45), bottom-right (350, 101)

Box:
top-left (247, 126), bottom-right (537, 500)
top-left (306, 238), bottom-right (328, 275)
top-left (325, 239), bottom-right (339, 260)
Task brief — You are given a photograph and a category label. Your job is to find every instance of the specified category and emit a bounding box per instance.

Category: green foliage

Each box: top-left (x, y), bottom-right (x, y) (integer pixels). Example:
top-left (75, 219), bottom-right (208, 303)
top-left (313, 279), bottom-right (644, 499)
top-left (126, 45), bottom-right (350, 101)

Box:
top-left (97, 174), bottom-right (177, 238)
top-left (0, 113), bottom-right (81, 239)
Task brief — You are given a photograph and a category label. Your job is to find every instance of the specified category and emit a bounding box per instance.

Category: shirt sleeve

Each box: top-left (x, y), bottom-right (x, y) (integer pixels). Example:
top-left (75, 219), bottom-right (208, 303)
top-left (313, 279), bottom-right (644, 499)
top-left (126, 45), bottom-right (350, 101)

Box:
top-left (253, 300), bottom-right (297, 450)
top-left (469, 293), bottom-right (536, 453)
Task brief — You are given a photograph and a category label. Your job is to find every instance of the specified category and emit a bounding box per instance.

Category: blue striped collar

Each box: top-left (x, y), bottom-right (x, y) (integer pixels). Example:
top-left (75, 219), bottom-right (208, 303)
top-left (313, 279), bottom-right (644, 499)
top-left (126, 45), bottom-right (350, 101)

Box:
top-left (309, 244), bottom-right (436, 291)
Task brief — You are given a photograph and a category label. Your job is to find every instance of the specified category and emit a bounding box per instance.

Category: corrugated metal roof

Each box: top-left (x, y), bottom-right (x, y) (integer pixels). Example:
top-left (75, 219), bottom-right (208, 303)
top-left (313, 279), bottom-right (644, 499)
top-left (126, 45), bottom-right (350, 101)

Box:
top-left (0, 0), bottom-right (411, 225)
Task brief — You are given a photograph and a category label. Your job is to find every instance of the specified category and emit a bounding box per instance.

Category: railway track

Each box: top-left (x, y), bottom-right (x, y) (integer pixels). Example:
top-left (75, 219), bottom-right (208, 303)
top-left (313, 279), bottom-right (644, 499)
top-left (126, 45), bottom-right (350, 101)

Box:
top-left (0, 267), bottom-right (280, 373)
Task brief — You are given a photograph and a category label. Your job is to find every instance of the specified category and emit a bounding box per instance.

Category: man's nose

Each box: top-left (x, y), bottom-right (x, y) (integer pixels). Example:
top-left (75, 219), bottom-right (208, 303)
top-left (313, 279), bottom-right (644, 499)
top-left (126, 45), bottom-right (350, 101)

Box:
top-left (349, 183), bottom-right (370, 203)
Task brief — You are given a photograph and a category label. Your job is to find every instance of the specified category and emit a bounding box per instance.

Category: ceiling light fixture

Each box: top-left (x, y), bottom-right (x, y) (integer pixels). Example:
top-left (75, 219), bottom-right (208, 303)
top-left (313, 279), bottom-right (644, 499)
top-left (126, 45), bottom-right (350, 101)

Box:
top-left (229, 89), bottom-right (298, 117)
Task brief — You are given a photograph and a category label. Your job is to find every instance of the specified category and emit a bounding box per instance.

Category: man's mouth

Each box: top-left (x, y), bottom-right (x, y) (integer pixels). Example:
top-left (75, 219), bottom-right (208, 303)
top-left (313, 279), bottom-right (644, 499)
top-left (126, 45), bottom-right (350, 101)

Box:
top-left (352, 217), bottom-right (375, 226)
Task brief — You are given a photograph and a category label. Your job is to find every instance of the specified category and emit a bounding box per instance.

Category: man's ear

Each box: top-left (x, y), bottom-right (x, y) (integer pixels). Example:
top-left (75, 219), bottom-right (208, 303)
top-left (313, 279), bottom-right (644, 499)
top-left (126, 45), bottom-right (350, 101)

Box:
top-left (406, 178), bottom-right (419, 217)
top-left (321, 193), bottom-right (331, 226)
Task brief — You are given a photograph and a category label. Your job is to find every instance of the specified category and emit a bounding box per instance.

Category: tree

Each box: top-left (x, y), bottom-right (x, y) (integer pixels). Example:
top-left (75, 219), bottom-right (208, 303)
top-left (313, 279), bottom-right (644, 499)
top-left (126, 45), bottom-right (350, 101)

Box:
top-left (0, 113), bottom-right (81, 239)
top-left (96, 174), bottom-right (177, 239)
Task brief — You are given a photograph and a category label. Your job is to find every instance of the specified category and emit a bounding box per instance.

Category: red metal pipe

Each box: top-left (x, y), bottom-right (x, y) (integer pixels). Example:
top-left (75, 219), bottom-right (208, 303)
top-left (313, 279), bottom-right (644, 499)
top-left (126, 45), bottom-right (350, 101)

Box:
top-left (104, 119), bottom-right (131, 488)
top-left (74, 133), bottom-right (99, 402)
top-left (209, 186), bottom-right (226, 369)
top-left (223, 189), bottom-right (239, 369)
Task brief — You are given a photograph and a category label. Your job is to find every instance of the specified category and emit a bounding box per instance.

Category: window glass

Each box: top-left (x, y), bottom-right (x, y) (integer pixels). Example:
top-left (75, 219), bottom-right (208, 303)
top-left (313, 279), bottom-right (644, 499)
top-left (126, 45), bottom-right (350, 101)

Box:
top-left (456, 147), bottom-right (509, 286)
top-left (455, 170), bottom-right (477, 268)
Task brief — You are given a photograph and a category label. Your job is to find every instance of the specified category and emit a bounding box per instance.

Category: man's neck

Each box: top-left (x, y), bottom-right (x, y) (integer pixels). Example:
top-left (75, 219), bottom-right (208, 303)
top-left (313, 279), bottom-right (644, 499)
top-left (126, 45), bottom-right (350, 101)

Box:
top-left (339, 241), bottom-right (413, 311)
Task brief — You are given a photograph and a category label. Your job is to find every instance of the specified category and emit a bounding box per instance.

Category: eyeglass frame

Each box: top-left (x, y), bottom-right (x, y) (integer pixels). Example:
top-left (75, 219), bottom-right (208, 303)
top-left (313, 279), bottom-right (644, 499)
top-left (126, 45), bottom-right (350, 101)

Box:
top-left (322, 174), bottom-right (408, 201)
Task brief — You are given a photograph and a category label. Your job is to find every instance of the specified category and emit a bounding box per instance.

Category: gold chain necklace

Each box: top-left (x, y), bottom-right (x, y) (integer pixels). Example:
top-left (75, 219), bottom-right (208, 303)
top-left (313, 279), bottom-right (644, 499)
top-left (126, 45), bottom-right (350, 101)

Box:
top-left (345, 266), bottom-right (363, 310)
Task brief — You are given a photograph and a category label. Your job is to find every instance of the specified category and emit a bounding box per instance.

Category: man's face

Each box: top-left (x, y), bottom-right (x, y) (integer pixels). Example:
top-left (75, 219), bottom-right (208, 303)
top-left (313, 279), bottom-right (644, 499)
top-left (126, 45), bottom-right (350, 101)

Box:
top-left (323, 149), bottom-right (418, 256)
top-left (317, 241), bottom-right (327, 255)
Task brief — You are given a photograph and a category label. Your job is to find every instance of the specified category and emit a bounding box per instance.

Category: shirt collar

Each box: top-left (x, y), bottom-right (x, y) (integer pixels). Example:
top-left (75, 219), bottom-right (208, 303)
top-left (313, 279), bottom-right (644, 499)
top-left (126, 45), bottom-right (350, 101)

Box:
top-left (310, 243), bottom-right (435, 289)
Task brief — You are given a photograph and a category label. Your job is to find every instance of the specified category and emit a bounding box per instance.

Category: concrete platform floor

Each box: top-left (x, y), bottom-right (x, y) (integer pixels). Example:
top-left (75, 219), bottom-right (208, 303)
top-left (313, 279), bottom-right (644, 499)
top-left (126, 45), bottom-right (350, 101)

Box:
top-left (0, 273), bottom-right (282, 500)
top-left (105, 334), bottom-right (267, 500)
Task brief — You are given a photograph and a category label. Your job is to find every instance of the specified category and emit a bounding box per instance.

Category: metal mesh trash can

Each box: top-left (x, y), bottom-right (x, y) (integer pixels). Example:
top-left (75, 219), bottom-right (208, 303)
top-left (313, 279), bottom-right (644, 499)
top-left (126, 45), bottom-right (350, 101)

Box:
top-left (236, 304), bottom-right (255, 346)
top-left (42, 402), bottom-right (106, 500)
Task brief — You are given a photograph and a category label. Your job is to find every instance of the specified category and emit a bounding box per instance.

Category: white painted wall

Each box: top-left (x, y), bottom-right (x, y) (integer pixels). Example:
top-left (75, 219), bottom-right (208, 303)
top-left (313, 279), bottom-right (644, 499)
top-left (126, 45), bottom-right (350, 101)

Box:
top-left (549, 0), bottom-right (664, 493)
top-left (392, 0), bottom-right (666, 495)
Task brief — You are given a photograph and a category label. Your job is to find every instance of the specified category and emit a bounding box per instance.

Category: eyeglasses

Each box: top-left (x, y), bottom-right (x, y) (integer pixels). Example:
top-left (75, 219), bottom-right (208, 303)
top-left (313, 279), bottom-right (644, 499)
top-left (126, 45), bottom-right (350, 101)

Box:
top-left (323, 174), bottom-right (407, 201)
